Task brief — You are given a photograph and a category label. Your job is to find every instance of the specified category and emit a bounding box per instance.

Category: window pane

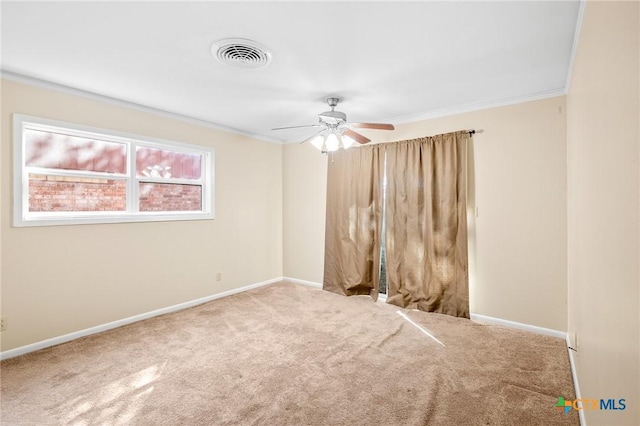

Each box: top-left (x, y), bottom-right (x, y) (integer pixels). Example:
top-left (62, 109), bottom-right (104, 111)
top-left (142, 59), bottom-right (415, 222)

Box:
top-left (29, 174), bottom-right (126, 212)
top-left (136, 146), bottom-right (202, 180)
top-left (25, 129), bottom-right (126, 174)
top-left (139, 183), bottom-right (202, 212)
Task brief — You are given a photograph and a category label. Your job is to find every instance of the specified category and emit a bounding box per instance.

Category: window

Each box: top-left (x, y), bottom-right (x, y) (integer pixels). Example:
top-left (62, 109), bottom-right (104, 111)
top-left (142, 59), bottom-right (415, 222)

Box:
top-left (13, 114), bottom-right (214, 227)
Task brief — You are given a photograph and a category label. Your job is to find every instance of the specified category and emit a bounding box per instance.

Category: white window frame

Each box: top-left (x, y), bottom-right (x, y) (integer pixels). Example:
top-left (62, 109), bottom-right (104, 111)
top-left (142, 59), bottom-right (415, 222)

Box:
top-left (13, 114), bottom-right (215, 227)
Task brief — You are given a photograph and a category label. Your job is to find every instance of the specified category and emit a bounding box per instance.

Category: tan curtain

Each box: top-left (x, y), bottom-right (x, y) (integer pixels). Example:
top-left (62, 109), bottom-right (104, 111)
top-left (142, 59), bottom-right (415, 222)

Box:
top-left (385, 131), bottom-right (469, 318)
top-left (323, 145), bottom-right (383, 300)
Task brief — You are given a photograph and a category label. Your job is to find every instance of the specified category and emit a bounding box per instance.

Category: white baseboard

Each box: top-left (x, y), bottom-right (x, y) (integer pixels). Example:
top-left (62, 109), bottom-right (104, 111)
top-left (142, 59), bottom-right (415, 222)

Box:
top-left (282, 278), bottom-right (567, 339)
top-left (470, 314), bottom-right (580, 422)
top-left (4, 274), bottom-right (582, 424)
top-left (1, 277), bottom-right (572, 366)
top-left (283, 277), bottom-right (323, 289)
top-left (566, 335), bottom-right (585, 426)
top-left (470, 313), bottom-right (567, 339)
top-left (0, 277), bottom-right (283, 361)
top-left (470, 313), bottom-right (582, 421)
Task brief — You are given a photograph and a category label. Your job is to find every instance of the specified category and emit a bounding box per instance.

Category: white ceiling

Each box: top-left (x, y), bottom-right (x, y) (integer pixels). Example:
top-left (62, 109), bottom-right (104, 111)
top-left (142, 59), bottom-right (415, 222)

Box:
top-left (1, 1), bottom-right (581, 143)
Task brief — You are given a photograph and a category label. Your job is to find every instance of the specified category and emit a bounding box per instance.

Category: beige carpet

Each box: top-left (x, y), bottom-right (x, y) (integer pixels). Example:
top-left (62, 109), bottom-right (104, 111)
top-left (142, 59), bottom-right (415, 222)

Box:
top-left (1, 281), bottom-right (578, 425)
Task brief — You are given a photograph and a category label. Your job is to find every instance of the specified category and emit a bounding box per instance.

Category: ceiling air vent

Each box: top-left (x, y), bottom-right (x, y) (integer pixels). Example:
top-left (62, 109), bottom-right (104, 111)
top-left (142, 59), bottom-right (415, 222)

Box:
top-left (211, 38), bottom-right (272, 69)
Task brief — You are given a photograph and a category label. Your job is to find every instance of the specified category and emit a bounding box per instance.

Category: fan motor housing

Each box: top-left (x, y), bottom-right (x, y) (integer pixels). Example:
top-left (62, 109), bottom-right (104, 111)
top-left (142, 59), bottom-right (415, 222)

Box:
top-left (319, 110), bottom-right (347, 125)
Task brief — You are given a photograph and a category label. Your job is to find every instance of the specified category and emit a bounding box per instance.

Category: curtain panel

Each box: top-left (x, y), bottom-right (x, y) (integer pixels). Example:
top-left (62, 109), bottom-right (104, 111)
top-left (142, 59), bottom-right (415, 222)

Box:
top-left (323, 145), bottom-right (384, 300)
top-left (384, 132), bottom-right (470, 318)
top-left (323, 131), bottom-right (469, 318)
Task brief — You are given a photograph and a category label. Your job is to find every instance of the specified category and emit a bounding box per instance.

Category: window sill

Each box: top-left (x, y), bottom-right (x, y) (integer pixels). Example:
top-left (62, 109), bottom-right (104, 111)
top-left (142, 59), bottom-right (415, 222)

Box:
top-left (14, 212), bottom-right (215, 227)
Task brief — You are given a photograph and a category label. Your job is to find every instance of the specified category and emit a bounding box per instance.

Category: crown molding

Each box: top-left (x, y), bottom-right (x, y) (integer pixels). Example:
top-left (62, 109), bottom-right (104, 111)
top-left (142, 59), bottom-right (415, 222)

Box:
top-left (2, 69), bottom-right (570, 144)
top-left (387, 88), bottom-right (567, 125)
top-left (564, 0), bottom-right (586, 93)
top-left (0, 70), bottom-right (283, 144)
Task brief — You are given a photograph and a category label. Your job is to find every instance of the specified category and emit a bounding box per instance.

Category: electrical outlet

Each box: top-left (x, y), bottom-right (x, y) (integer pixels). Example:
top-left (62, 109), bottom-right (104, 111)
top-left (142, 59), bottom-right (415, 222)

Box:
top-left (216, 273), bottom-right (222, 282)
top-left (1, 317), bottom-right (7, 331)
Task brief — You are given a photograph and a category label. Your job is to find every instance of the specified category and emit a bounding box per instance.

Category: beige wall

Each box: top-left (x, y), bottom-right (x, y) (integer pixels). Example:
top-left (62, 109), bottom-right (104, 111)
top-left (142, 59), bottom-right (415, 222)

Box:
top-left (566, 2), bottom-right (639, 425)
top-left (282, 143), bottom-right (327, 282)
top-left (1, 79), bottom-right (283, 351)
top-left (284, 96), bottom-right (568, 331)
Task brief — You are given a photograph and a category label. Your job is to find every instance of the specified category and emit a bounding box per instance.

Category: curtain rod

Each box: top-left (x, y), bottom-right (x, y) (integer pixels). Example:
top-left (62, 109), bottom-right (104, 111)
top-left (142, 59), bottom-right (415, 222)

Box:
top-left (468, 130), bottom-right (476, 136)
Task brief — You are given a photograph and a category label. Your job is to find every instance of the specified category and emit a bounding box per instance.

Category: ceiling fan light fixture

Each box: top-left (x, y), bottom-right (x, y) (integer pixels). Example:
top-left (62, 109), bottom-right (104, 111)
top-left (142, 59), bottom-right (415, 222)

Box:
top-left (309, 132), bottom-right (355, 152)
top-left (310, 134), bottom-right (326, 151)
top-left (342, 134), bottom-right (355, 149)
top-left (273, 97), bottom-right (394, 151)
top-left (325, 133), bottom-right (339, 152)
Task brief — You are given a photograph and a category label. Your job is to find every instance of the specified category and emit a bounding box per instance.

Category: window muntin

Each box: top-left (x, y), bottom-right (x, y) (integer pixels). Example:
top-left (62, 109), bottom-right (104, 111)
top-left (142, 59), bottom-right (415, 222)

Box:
top-left (14, 114), bottom-right (214, 226)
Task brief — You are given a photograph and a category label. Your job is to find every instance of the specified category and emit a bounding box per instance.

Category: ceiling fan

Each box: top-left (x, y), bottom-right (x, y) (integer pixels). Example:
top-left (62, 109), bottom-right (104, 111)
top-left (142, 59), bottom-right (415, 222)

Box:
top-left (272, 97), bottom-right (395, 151)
